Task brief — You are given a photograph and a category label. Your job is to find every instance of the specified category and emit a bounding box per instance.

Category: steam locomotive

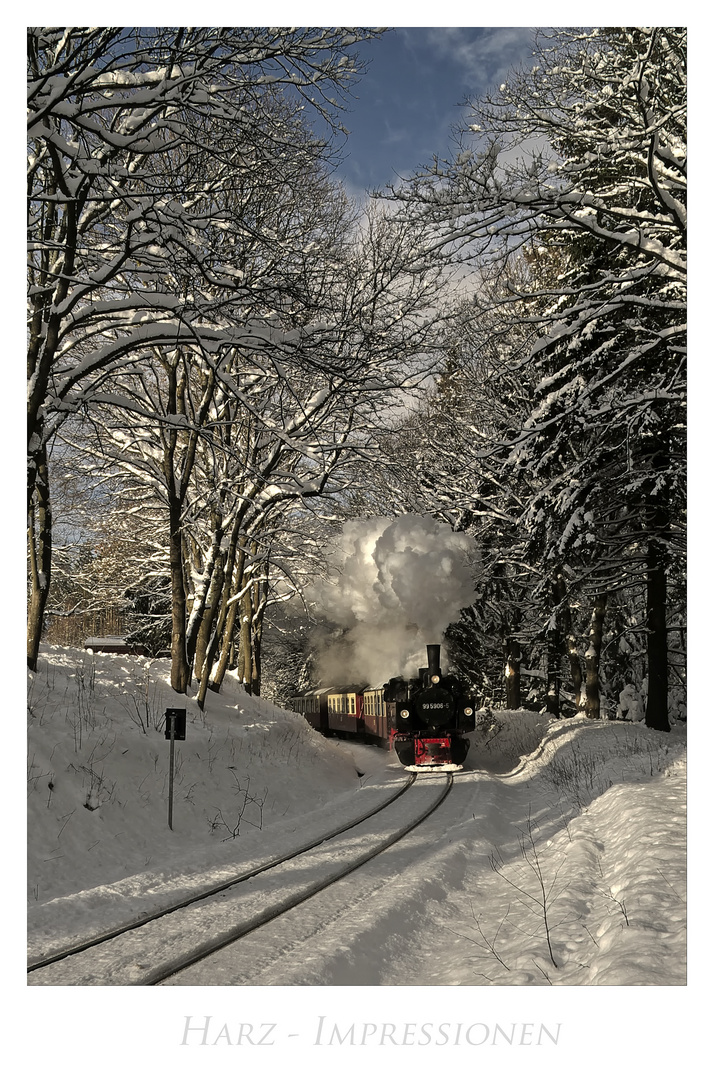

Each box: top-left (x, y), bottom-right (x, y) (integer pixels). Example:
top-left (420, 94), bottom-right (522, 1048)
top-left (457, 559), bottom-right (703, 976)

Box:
top-left (290, 643), bottom-right (476, 771)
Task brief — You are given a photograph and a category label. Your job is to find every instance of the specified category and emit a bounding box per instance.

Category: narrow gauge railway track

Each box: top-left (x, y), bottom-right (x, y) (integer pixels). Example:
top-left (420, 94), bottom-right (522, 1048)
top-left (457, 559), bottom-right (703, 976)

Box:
top-left (148, 774), bottom-right (453, 986)
top-left (28, 773), bottom-right (452, 986)
top-left (27, 773), bottom-right (416, 975)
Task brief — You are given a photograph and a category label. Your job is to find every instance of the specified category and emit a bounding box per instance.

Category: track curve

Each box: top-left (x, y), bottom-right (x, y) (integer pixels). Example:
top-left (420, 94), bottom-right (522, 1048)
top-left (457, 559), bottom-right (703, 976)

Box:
top-left (150, 773), bottom-right (453, 985)
top-left (27, 773), bottom-right (451, 985)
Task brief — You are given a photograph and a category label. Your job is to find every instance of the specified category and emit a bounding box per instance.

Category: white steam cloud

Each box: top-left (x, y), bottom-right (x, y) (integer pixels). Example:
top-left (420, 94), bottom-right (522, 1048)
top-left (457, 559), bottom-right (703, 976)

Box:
top-left (310, 515), bottom-right (476, 686)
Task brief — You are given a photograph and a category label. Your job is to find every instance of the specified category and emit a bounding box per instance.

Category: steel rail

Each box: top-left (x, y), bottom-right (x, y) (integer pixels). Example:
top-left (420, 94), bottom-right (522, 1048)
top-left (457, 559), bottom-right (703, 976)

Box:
top-left (146, 773), bottom-right (453, 986)
top-left (27, 772), bottom-right (417, 973)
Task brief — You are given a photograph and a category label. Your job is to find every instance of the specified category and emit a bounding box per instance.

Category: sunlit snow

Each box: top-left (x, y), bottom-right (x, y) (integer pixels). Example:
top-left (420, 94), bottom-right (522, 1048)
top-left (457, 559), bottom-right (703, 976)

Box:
top-left (28, 645), bottom-right (685, 988)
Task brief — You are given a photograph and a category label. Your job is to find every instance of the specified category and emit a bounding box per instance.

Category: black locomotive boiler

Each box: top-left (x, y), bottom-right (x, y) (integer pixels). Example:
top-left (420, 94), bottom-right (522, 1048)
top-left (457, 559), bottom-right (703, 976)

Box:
top-left (384, 643), bottom-right (476, 771)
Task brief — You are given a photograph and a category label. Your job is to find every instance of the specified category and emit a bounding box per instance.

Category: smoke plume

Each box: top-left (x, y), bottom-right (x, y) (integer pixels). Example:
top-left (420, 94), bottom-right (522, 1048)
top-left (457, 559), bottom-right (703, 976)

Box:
top-left (310, 515), bottom-right (476, 686)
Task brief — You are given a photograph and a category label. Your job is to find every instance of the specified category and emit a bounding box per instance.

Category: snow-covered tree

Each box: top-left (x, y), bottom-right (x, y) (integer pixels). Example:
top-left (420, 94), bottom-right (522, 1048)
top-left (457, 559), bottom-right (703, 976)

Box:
top-left (27, 25), bottom-right (381, 670)
top-left (51, 163), bottom-right (448, 697)
top-left (390, 27), bottom-right (686, 728)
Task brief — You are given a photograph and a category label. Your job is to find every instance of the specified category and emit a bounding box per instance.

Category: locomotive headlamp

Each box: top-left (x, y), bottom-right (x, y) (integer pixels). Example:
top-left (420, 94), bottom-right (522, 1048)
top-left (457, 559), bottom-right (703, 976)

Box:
top-left (463, 707), bottom-right (474, 716)
top-left (431, 674), bottom-right (440, 684)
top-left (400, 709), bottom-right (410, 719)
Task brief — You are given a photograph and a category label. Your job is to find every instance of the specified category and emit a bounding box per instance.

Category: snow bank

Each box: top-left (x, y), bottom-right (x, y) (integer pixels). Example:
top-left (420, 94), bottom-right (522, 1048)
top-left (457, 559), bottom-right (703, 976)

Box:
top-left (27, 647), bottom-right (686, 993)
top-left (27, 646), bottom-right (366, 909)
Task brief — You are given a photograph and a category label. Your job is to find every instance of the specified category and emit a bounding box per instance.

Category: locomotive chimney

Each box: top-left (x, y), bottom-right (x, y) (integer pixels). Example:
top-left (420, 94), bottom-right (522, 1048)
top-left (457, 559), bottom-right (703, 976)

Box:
top-left (426, 643), bottom-right (442, 679)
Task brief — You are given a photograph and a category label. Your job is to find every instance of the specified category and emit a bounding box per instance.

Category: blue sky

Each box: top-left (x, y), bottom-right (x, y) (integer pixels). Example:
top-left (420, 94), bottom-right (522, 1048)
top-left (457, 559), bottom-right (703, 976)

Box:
top-left (332, 27), bottom-right (539, 194)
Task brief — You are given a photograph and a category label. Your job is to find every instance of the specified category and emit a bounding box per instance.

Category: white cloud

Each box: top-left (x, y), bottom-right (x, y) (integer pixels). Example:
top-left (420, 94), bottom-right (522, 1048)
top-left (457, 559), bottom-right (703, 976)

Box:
top-left (404, 26), bottom-right (537, 99)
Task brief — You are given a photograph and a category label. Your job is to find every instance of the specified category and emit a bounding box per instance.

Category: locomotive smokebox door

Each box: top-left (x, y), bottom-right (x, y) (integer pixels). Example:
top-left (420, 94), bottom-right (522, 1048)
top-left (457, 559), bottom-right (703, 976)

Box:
top-left (414, 685), bottom-right (455, 729)
top-left (165, 708), bottom-right (187, 740)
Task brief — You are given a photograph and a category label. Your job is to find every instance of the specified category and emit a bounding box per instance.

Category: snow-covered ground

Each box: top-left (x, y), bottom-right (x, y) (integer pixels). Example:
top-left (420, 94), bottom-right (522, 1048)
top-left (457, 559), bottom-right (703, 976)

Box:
top-left (24, 645), bottom-right (692, 1074)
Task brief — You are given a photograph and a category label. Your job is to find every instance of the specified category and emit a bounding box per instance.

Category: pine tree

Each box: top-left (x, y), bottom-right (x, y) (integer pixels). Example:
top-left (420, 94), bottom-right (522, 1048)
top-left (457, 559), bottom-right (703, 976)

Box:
top-left (392, 27), bottom-right (686, 728)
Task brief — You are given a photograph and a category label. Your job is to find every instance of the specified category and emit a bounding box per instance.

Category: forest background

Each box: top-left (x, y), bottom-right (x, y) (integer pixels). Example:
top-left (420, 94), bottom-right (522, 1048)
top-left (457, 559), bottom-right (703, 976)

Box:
top-left (26, 26), bottom-right (687, 733)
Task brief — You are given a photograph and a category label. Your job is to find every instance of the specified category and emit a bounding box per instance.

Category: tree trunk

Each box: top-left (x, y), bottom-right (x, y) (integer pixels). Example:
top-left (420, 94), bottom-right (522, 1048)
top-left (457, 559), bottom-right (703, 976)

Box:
top-left (645, 538), bottom-right (670, 731)
top-left (27, 442), bottom-right (52, 670)
top-left (196, 554), bottom-right (241, 712)
top-left (546, 622), bottom-right (561, 718)
top-left (196, 619), bottom-right (220, 712)
top-left (206, 539), bottom-right (247, 696)
top-left (504, 636), bottom-right (521, 709)
top-left (186, 518), bottom-right (224, 671)
top-left (240, 586), bottom-right (253, 695)
top-left (643, 417), bottom-right (671, 732)
top-left (567, 632), bottom-right (584, 711)
top-left (252, 623), bottom-right (262, 697)
top-left (555, 571), bottom-right (583, 709)
top-left (211, 589), bottom-right (241, 692)
top-left (250, 565), bottom-right (270, 698)
top-left (161, 351), bottom-right (209, 695)
top-left (193, 555), bottom-right (225, 684)
top-left (168, 494), bottom-right (190, 693)
top-left (585, 593), bottom-right (607, 719)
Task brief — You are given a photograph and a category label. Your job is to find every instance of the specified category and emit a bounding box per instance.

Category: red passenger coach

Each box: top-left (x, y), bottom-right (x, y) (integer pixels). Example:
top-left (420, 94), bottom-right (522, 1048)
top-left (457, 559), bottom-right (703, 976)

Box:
top-left (326, 686), bottom-right (365, 738)
top-left (362, 686), bottom-right (393, 747)
top-left (289, 687), bottom-right (331, 733)
top-left (291, 685), bottom-right (393, 747)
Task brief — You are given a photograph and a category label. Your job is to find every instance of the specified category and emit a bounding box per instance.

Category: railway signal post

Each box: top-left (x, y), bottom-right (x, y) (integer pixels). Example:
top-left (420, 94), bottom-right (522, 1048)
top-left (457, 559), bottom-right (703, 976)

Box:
top-left (165, 708), bottom-right (187, 830)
